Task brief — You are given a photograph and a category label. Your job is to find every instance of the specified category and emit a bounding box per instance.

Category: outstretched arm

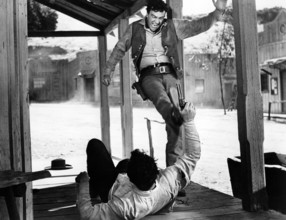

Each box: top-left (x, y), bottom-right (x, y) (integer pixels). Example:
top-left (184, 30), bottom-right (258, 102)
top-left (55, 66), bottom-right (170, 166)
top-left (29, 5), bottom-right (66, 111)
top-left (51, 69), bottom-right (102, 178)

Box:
top-left (102, 24), bottom-right (133, 86)
top-left (174, 102), bottom-right (201, 187)
top-left (173, 0), bottom-right (228, 40)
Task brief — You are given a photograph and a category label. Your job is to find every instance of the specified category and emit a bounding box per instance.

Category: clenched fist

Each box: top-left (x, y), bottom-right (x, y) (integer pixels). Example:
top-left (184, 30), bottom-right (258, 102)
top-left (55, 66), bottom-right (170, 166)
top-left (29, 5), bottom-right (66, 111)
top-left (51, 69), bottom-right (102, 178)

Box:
top-left (102, 74), bottom-right (111, 86)
top-left (181, 102), bottom-right (196, 122)
top-left (75, 172), bottom-right (89, 183)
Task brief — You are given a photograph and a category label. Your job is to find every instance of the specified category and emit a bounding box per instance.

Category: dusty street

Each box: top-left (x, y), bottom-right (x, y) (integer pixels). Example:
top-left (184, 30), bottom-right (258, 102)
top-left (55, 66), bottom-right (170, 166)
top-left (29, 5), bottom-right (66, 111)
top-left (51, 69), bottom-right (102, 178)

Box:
top-left (30, 102), bottom-right (286, 195)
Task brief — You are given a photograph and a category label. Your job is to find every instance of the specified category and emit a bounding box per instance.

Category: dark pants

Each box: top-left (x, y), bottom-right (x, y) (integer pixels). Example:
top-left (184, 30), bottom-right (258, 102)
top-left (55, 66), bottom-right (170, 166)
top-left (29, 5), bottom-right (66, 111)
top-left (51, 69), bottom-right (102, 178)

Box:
top-left (86, 139), bottom-right (129, 202)
top-left (141, 73), bottom-right (183, 166)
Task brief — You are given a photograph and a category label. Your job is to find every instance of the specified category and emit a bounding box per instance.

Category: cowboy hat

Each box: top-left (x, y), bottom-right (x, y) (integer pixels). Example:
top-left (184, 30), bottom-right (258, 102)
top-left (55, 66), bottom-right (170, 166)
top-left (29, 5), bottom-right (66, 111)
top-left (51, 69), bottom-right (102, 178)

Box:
top-left (45, 158), bottom-right (72, 170)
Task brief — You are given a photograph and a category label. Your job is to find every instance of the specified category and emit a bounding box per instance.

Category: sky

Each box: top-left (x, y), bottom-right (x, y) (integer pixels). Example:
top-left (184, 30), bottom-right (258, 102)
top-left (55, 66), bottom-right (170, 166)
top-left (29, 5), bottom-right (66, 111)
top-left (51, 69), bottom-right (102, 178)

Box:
top-left (183, 0), bottom-right (286, 15)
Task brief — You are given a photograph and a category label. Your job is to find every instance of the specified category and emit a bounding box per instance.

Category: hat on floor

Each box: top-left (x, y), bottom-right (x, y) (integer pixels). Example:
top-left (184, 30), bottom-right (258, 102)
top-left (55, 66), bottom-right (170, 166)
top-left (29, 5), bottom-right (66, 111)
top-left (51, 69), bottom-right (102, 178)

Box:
top-left (45, 158), bottom-right (73, 170)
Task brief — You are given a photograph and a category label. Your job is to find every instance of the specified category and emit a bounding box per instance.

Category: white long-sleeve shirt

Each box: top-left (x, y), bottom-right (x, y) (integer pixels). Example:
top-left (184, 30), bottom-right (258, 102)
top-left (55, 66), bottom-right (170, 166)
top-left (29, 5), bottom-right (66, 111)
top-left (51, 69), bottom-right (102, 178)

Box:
top-left (77, 120), bottom-right (201, 220)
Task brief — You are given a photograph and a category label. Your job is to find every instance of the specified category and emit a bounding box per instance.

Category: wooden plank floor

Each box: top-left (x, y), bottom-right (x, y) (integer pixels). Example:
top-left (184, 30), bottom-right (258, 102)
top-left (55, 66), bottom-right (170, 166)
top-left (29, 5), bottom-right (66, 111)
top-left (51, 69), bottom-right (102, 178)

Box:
top-left (33, 181), bottom-right (286, 220)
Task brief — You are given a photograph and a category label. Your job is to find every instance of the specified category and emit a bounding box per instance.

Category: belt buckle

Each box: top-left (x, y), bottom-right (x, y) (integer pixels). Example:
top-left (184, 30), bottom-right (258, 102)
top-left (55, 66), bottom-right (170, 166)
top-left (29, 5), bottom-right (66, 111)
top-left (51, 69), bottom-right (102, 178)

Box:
top-left (159, 66), bottom-right (166, 73)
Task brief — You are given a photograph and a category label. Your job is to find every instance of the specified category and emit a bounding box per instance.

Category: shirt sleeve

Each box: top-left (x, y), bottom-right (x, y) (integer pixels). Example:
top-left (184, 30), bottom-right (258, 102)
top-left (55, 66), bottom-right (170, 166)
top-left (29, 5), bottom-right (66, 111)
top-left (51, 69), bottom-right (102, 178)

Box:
top-left (76, 181), bottom-right (120, 220)
top-left (174, 120), bottom-right (201, 188)
top-left (172, 10), bottom-right (223, 40)
top-left (104, 24), bottom-right (133, 76)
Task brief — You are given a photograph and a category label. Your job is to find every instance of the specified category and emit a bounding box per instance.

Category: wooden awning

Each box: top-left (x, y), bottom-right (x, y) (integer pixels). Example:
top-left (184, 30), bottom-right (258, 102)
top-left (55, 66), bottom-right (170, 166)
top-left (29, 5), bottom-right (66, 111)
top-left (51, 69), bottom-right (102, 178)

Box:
top-left (263, 56), bottom-right (286, 70)
top-left (34, 0), bottom-right (147, 34)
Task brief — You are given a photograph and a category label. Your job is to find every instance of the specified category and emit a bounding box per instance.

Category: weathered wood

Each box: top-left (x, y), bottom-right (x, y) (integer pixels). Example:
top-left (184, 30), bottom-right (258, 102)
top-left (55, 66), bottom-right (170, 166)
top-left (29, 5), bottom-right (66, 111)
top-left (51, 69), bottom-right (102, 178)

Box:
top-left (33, 181), bottom-right (286, 220)
top-left (145, 118), bottom-right (154, 157)
top-left (118, 18), bottom-right (133, 158)
top-left (4, 187), bottom-right (20, 220)
top-left (104, 0), bottom-right (147, 34)
top-left (34, 0), bottom-right (105, 30)
top-left (33, 183), bottom-right (79, 219)
top-left (16, 0), bottom-right (33, 218)
top-left (0, 1), bottom-right (14, 218)
top-left (232, 0), bottom-right (268, 211)
top-left (166, 0), bottom-right (186, 150)
top-left (60, 0), bottom-right (115, 19)
top-left (28, 31), bottom-right (103, 38)
top-left (98, 36), bottom-right (111, 153)
top-left (166, 0), bottom-right (184, 82)
top-left (166, 0), bottom-right (184, 69)
top-left (0, 0), bottom-right (12, 171)
top-left (89, 0), bottom-right (122, 14)
top-left (0, 170), bottom-right (51, 188)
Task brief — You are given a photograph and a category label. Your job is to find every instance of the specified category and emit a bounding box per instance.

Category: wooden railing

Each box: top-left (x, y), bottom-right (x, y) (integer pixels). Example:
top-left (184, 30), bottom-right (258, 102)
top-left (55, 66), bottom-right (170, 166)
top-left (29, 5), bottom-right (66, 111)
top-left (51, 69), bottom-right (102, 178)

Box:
top-left (0, 170), bottom-right (51, 220)
top-left (268, 100), bottom-right (286, 120)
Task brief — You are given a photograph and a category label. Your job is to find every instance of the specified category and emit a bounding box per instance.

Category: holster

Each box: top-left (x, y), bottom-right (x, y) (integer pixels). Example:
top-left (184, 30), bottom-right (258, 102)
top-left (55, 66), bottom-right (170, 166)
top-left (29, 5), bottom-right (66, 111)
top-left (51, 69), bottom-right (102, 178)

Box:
top-left (132, 81), bottom-right (147, 101)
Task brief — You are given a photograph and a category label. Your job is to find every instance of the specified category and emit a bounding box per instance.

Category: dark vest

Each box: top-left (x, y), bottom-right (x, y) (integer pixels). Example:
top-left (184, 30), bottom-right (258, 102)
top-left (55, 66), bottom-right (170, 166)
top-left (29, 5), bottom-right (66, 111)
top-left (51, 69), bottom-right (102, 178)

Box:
top-left (131, 19), bottom-right (183, 79)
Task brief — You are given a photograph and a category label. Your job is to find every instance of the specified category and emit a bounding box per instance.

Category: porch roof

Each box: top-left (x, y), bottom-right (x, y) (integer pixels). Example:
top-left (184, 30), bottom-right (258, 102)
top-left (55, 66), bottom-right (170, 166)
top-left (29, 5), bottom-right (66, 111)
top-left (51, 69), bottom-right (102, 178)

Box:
top-left (263, 56), bottom-right (286, 70)
top-left (34, 0), bottom-right (146, 35)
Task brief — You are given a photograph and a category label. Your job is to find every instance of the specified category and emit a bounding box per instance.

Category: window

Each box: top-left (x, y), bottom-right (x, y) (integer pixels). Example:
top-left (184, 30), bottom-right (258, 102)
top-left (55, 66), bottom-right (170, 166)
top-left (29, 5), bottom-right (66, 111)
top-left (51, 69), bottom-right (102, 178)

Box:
top-left (260, 74), bottom-right (269, 93)
top-left (33, 77), bottom-right (46, 89)
top-left (195, 79), bottom-right (205, 93)
top-left (271, 77), bottom-right (278, 95)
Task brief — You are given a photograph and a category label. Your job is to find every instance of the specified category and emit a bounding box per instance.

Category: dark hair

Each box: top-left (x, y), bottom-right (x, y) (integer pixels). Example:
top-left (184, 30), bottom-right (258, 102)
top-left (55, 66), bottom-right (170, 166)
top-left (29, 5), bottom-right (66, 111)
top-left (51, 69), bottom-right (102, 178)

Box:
top-left (127, 149), bottom-right (159, 191)
top-left (146, 0), bottom-right (169, 14)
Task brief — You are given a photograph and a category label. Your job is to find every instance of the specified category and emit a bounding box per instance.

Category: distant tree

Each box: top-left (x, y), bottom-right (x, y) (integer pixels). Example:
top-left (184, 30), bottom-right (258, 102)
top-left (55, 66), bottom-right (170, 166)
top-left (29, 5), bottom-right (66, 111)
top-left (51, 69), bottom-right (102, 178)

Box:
top-left (206, 8), bottom-right (235, 114)
top-left (257, 7), bottom-right (283, 24)
top-left (28, 0), bottom-right (58, 32)
top-left (185, 7), bottom-right (283, 112)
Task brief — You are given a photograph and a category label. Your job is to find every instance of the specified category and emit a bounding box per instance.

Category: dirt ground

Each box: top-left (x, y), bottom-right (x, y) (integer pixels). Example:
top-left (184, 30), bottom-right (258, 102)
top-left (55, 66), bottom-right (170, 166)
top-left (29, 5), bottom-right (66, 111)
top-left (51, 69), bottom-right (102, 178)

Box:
top-left (30, 102), bottom-right (286, 195)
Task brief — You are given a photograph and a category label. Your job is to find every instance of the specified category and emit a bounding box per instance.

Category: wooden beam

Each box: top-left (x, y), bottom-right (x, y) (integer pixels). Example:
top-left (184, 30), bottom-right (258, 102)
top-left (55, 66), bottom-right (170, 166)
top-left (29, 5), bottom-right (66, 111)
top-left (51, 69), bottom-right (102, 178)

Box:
top-left (98, 36), bottom-right (111, 153)
top-left (118, 19), bottom-right (133, 158)
top-left (34, 0), bottom-right (105, 30)
top-left (65, 0), bottom-right (115, 20)
top-left (104, 0), bottom-right (147, 34)
top-left (232, 0), bottom-right (268, 211)
top-left (166, 0), bottom-right (184, 87)
top-left (89, 0), bottom-right (122, 14)
top-left (0, 170), bottom-right (51, 188)
top-left (0, 1), bottom-right (14, 218)
top-left (102, 0), bottom-right (133, 8)
top-left (11, 0), bottom-right (26, 218)
top-left (15, 0), bottom-right (34, 218)
top-left (28, 31), bottom-right (103, 38)
top-left (0, 0), bottom-right (12, 170)
top-left (0, 0), bottom-right (34, 218)
top-left (166, 0), bottom-right (186, 150)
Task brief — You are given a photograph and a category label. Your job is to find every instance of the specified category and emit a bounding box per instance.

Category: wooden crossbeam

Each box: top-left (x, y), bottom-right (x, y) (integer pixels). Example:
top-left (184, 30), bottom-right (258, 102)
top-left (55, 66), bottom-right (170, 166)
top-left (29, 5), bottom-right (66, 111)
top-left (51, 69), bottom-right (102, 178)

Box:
top-left (0, 170), bottom-right (51, 188)
top-left (104, 0), bottom-right (147, 34)
top-left (28, 31), bottom-right (103, 38)
top-left (34, 0), bottom-right (105, 30)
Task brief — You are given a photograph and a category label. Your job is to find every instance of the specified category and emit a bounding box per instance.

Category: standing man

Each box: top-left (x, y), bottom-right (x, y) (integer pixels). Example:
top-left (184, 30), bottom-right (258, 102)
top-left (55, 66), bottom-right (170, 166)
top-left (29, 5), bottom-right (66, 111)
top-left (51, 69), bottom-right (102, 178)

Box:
top-left (102, 0), bottom-right (227, 167)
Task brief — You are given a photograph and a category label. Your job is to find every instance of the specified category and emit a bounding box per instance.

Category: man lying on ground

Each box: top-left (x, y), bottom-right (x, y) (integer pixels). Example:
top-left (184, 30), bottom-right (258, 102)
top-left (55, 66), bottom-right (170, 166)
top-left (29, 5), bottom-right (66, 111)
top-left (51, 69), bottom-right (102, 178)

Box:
top-left (76, 102), bottom-right (201, 220)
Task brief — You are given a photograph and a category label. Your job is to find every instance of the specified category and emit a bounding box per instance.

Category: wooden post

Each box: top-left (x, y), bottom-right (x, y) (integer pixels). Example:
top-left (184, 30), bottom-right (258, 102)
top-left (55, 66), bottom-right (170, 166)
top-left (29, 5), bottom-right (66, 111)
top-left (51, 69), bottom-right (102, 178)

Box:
top-left (118, 19), bottom-right (133, 158)
top-left (233, 0), bottom-right (268, 211)
top-left (0, 0), bottom-right (32, 219)
top-left (166, 0), bottom-right (184, 89)
top-left (166, 0), bottom-right (185, 150)
top-left (0, 0), bottom-right (12, 216)
top-left (145, 118), bottom-right (154, 158)
top-left (268, 102), bottom-right (271, 120)
top-left (15, 0), bottom-right (32, 218)
top-left (98, 36), bottom-right (111, 153)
